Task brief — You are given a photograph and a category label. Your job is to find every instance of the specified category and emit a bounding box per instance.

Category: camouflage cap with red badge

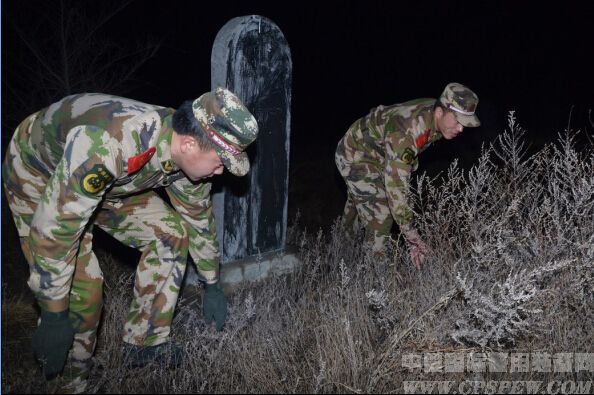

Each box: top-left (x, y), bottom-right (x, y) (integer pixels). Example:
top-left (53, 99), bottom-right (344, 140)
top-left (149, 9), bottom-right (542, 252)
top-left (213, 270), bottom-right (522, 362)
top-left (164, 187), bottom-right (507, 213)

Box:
top-left (439, 82), bottom-right (481, 127)
top-left (192, 87), bottom-right (259, 176)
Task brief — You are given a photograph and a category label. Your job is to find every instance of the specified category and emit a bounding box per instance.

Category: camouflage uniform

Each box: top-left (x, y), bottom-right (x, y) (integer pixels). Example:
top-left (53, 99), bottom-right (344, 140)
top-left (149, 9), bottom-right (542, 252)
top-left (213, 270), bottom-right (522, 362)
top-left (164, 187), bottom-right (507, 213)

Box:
top-left (335, 99), bottom-right (442, 250)
top-left (3, 90), bottom-right (255, 392)
top-left (335, 83), bottom-right (480, 251)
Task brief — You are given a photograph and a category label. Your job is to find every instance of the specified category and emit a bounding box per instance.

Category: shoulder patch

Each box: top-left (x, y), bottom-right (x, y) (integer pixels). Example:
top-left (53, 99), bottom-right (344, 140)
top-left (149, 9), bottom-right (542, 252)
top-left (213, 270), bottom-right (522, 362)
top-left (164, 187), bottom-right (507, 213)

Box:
top-left (400, 148), bottom-right (417, 165)
top-left (81, 164), bottom-right (114, 195)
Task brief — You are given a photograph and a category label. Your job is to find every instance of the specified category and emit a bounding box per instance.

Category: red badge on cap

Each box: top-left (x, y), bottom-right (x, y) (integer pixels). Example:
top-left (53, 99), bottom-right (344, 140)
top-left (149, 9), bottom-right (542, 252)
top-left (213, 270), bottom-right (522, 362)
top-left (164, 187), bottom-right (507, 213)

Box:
top-left (415, 129), bottom-right (431, 149)
top-left (128, 147), bottom-right (156, 175)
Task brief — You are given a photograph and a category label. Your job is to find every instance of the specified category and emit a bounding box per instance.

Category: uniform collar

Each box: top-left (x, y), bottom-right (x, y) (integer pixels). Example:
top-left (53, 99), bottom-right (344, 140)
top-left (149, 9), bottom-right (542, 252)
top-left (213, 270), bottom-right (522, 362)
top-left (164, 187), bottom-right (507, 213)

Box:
top-left (427, 103), bottom-right (442, 143)
top-left (155, 113), bottom-right (179, 174)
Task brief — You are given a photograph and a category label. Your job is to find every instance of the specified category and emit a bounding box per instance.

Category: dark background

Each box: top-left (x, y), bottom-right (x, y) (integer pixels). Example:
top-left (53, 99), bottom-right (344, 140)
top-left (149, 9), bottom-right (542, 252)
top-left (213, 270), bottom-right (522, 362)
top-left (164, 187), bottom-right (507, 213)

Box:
top-left (2, 0), bottom-right (594, 231)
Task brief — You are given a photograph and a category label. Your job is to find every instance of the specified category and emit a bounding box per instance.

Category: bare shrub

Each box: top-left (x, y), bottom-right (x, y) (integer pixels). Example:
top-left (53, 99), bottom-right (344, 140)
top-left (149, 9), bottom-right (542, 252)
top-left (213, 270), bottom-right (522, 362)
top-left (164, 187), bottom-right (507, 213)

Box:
top-left (413, 112), bottom-right (593, 350)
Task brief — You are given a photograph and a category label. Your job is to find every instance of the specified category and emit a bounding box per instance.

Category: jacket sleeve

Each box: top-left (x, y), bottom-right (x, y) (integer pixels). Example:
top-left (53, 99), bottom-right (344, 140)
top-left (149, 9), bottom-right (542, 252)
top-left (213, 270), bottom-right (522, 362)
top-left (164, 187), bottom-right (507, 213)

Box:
top-left (165, 178), bottom-right (219, 284)
top-left (383, 133), bottom-right (419, 232)
top-left (28, 126), bottom-right (121, 306)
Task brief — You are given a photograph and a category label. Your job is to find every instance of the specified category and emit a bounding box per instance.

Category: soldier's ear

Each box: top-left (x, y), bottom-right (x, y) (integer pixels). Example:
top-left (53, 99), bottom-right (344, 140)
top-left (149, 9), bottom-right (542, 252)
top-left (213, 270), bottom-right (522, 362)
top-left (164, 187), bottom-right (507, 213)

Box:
top-left (434, 106), bottom-right (444, 119)
top-left (180, 135), bottom-right (197, 154)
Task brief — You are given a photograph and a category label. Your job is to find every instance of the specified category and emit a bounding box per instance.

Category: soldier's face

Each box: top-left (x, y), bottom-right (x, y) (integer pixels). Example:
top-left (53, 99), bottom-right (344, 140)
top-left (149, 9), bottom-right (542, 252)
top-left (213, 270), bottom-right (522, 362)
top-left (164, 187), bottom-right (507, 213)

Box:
top-left (436, 109), bottom-right (464, 140)
top-left (175, 135), bottom-right (225, 180)
top-left (188, 148), bottom-right (224, 181)
top-left (185, 148), bottom-right (224, 181)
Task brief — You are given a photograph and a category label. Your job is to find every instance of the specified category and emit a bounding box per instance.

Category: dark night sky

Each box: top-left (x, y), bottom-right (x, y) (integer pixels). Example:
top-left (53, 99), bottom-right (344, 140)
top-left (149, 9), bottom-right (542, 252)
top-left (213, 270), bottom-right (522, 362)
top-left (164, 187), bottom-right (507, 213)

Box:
top-left (3, 1), bottom-right (594, 227)
top-left (116, 1), bottom-right (593, 146)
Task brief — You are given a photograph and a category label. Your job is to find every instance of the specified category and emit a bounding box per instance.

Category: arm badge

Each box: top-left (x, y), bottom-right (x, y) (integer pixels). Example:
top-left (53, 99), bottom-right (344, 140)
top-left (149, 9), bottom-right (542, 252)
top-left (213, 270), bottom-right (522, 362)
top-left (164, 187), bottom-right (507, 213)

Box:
top-left (80, 164), bottom-right (114, 195)
top-left (400, 148), bottom-right (417, 165)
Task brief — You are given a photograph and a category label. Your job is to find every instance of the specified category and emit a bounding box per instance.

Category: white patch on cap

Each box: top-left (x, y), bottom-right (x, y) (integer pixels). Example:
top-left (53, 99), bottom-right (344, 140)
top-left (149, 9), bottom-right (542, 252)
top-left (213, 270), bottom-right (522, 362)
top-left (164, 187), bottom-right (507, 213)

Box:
top-left (208, 129), bottom-right (241, 156)
top-left (447, 104), bottom-right (475, 116)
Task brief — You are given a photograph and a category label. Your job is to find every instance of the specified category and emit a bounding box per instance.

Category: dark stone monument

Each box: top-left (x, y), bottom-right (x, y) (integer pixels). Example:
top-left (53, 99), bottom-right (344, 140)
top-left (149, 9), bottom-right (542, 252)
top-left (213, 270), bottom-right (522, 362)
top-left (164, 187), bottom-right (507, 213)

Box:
top-left (188, 15), bottom-right (295, 288)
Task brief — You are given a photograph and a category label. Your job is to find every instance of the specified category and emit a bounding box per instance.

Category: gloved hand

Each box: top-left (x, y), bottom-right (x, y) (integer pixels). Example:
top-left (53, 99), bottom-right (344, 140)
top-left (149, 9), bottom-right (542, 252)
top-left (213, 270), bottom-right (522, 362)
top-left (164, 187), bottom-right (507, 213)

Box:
top-left (402, 228), bottom-right (431, 270)
top-left (203, 282), bottom-right (227, 331)
top-left (31, 308), bottom-right (75, 379)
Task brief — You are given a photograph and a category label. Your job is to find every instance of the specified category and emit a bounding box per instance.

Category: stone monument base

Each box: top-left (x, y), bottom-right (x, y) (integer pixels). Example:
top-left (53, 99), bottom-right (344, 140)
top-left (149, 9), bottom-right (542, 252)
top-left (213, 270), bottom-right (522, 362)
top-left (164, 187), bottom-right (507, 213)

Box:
top-left (183, 248), bottom-right (301, 295)
top-left (219, 248), bottom-right (300, 292)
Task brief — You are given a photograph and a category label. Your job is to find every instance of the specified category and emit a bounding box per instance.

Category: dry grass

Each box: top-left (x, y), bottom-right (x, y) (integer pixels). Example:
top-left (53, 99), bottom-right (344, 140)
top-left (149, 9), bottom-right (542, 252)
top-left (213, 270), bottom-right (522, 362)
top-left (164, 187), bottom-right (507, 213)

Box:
top-left (2, 113), bottom-right (593, 393)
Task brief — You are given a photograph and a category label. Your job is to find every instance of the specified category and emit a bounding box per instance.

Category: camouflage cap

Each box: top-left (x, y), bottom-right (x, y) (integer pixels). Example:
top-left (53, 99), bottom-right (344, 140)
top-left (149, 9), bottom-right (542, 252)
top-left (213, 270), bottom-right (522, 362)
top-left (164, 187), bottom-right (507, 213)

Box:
top-left (439, 82), bottom-right (480, 127)
top-left (192, 87), bottom-right (258, 176)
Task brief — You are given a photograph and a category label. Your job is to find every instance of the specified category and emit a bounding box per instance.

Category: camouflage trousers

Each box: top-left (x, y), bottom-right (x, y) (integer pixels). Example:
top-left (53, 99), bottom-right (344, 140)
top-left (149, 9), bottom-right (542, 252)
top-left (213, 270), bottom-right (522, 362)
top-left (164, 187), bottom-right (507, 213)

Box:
top-left (6, 161), bottom-right (190, 392)
top-left (335, 122), bottom-right (393, 252)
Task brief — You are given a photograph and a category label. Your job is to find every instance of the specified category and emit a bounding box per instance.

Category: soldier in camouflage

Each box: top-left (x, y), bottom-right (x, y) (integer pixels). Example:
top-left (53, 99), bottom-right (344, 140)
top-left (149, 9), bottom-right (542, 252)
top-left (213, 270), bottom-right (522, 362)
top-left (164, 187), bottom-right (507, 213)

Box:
top-left (335, 83), bottom-right (480, 268)
top-left (3, 87), bottom-right (258, 393)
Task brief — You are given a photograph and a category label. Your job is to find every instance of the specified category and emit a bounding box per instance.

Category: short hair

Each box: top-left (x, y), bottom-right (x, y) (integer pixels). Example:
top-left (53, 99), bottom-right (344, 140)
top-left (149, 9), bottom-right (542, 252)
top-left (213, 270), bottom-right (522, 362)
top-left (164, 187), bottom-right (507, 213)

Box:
top-left (433, 100), bottom-right (449, 112)
top-left (172, 100), bottom-right (216, 151)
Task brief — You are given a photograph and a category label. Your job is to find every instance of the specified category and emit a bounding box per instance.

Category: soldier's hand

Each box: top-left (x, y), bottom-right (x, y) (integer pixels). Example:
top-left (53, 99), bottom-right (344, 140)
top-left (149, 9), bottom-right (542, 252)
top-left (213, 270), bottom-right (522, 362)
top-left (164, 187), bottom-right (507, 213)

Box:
top-left (32, 309), bottom-right (75, 379)
top-left (409, 245), bottom-right (428, 270)
top-left (203, 282), bottom-right (227, 331)
top-left (402, 228), bottom-right (431, 270)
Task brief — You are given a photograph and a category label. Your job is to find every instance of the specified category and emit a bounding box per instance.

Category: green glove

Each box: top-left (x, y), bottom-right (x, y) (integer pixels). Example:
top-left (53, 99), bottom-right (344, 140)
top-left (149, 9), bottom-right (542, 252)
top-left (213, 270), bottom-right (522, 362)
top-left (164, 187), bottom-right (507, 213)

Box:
top-left (203, 282), bottom-right (227, 331)
top-left (32, 309), bottom-right (75, 379)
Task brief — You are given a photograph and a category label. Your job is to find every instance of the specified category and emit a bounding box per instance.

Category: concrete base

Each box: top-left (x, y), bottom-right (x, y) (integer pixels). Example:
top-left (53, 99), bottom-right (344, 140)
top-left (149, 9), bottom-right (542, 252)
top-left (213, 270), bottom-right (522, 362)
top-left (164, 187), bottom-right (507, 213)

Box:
top-left (184, 248), bottom-right (300, 294)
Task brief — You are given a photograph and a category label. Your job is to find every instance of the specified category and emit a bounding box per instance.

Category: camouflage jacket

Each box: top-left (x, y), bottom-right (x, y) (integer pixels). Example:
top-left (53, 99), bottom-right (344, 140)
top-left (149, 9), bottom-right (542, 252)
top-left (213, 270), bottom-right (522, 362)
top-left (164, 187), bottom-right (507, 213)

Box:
top-left (3, 93), bottom-right (219, 301)
top-left (336, 98), bottom-right (442, 229)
